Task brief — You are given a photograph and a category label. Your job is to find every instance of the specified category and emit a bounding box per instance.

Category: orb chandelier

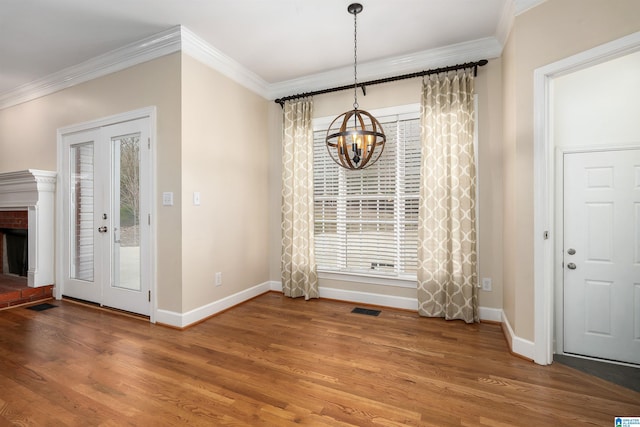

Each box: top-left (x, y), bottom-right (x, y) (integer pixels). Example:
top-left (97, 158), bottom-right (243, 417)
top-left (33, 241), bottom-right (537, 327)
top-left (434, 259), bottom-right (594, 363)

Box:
top-left (325, 3), bottom-right (386, 170)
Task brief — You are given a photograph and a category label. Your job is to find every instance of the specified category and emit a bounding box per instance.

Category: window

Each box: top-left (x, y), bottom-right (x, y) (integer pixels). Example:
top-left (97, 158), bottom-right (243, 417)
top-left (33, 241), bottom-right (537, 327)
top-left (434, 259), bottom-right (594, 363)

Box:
top-left (313, 105), bottom-right (420, 282)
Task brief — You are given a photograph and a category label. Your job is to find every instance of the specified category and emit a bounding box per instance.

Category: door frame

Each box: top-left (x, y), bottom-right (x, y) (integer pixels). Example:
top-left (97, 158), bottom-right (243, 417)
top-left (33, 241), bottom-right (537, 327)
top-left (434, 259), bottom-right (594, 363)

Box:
top-left (553, 145), bottom-right (640, 362)
top-left (533, 31), bottom-right (640, 365)
top-left (55, 107), bottom-right (157, 323)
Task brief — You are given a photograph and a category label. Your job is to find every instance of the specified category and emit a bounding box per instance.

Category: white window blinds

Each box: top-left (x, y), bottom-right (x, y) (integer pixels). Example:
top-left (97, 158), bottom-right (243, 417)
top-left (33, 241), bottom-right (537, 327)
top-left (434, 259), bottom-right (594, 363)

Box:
top-left (313, 106), bottom-right (420, 279)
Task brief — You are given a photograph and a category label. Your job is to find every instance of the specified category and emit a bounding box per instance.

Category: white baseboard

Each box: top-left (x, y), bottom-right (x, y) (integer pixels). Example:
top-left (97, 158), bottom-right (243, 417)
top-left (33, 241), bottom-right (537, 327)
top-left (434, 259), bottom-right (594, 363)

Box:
top-left (478, 306), bottom-right (502, 323)
top-left (269, 280), bottom-right (283, 292)
top-left (271, 281), bottom-right (503, 322)
top-left (158, 280), bottom-right (534, 361)
top-left (318, 287), bottom-right (419, 311)
top-left (268, 281), bottom-right (419, 310)
top-left (155, 281), bottom-right (272, 328)
top-left (502, 310), bottom-right (535, 360)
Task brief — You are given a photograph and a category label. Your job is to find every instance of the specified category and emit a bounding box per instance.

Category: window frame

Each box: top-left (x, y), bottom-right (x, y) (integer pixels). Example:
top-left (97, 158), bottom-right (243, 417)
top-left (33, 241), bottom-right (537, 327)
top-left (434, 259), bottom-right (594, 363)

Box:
top-left (313, 103), bottom-right (421, 287)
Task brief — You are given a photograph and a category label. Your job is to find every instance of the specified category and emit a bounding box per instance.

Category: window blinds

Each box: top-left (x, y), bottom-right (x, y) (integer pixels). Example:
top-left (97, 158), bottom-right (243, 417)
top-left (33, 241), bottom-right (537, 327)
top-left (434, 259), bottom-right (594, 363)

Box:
top-left (313, 110), bottom-right (420, 279)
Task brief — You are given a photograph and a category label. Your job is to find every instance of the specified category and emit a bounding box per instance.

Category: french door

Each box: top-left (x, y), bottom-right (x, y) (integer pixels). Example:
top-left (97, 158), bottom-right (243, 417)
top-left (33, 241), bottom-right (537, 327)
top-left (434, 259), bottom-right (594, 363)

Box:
top-left (61, 118), bottom-right (151, 316)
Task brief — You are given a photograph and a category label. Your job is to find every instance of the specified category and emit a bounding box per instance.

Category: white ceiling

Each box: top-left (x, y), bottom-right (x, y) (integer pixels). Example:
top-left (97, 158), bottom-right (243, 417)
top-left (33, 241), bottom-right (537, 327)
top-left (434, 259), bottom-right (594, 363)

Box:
top-left (0, 0), bottom-right (543, 104)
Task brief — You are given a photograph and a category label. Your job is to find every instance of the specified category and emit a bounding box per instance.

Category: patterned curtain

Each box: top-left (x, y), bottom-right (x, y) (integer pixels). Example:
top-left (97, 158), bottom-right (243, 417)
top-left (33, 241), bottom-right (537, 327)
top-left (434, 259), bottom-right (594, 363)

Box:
top-left (281, 99), bottom-right (319, 300)
top-left (417, 71), bottom-right (478, 323)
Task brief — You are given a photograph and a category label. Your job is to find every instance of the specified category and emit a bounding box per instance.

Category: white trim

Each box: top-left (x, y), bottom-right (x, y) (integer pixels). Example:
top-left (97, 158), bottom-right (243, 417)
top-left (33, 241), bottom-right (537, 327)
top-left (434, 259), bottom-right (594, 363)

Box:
top-left (479, 307), bottom-right (502, 323)
top-left (56, 107), bottom-right (157, 135)
top-left (495, 1), bottom-right (548, 55)
top-left (268, 37), bottom-right (502, 100)
top-left (513, 0), bottom-right (547, 16)
top-left (0, 170), bottom-right (56, 287)
top-left (0, 27), bottom-right (501, 109)
top-left (271, 280), bottom-right (502, 322)
top-left (319, 287), bottom-right (419, 311)
top-left (180, 27), bottom-right (270, 99)
top-left (502, 310), bottom-right (536, 360)
top-left (0, 27), bottom-right (182, 110)
top-left (269, 280), bottom-right (283, 292)
top-left (155, 281), bottom-right (272, 328)
top-left (553, 147), bottom-right (565, 357)
top-left (495, 0), bottom-right (515, 47)
top-left (314, 103), bottom-right (421, 130)
top-left (533, 31), bottom-right (640, 365)
top-left (148, 111), bottom-right (158, 324)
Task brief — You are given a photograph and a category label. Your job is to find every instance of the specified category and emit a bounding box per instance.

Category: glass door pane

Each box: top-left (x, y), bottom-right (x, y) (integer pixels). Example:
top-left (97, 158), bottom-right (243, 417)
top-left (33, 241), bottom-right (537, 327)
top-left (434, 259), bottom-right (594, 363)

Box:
top-left (70, 143), bottom-right (94, 282)
top-left (112, 134), bottom-right (141, 291)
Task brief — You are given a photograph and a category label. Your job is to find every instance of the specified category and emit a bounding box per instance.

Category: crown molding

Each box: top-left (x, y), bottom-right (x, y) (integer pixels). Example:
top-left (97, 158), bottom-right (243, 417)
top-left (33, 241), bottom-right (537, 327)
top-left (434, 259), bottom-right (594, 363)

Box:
top-left (495, 0), bottom-right (515, 46)
top-left (0, 25), bottom-right (503, 109)
top-left (495, 1), bottom-right (547, 48)
top-left (180, 27), bottom-right (270, 98)
top-left (514, 0), bottom-right (547, 16)
top-left (266, 36), bottom-right (502, 100)
top-left (0, 26), bottom-right (183, 110)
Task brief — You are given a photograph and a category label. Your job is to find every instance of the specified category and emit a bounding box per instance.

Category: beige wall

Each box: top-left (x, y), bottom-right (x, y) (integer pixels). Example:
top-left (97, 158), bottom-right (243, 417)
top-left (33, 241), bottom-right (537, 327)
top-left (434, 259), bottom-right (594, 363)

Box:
top-left (180, 54), bottom-right (270, 312)
top-left (0, 53), bottom-right (184, 313)
top-left (0, 51), bottom-right (272, 316)
top-left (268, 58), bottom-right (504, 310)
top-left (501, 0), bottom-right (640, 340)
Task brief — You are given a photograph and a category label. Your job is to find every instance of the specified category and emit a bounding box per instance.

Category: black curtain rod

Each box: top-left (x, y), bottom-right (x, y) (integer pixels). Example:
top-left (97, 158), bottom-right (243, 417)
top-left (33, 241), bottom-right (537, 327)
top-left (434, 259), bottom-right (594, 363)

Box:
top-left (274, 59), bottom-right (488, 107)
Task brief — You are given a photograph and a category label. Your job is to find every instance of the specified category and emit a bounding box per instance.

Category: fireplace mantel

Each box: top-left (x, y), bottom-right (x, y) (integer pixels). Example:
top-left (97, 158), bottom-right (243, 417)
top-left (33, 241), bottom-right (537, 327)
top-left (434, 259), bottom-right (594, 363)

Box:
top-left (0, 169), bottom-right (56, 287)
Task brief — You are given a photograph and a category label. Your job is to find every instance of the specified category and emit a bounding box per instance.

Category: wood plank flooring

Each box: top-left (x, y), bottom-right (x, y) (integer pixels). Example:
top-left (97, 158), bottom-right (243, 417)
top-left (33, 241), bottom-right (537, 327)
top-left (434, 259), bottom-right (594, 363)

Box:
top-left (0, 292), bottom-right (638, 426)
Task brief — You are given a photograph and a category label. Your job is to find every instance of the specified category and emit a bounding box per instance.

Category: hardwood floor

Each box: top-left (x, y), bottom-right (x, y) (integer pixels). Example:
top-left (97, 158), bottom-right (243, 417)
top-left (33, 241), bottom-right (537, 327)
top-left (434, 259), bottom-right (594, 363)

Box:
top-left (0, 292), bottom-right (638, 426)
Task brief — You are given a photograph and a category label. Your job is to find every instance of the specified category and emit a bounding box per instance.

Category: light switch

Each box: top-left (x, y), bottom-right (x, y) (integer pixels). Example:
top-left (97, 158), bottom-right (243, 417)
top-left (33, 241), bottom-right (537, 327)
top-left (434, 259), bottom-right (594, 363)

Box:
top-left (193, 192), bottom-right (201, 206)
top-left (162, 192), bottom-right (174, 206)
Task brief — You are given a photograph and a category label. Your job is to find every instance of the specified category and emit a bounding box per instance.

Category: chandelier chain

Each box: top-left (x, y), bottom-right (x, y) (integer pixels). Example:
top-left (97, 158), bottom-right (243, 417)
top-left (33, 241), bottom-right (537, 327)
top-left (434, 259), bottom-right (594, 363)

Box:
top-left (324, 3), bottom-right (386, 170)
top-left (353, 8), bottom-right (358, 110)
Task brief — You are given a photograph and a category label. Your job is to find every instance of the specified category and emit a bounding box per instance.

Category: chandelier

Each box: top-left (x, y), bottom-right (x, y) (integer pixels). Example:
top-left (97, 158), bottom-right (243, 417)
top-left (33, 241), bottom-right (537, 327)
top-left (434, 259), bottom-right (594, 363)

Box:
top-left (325, 3), bottom-right (386, 170)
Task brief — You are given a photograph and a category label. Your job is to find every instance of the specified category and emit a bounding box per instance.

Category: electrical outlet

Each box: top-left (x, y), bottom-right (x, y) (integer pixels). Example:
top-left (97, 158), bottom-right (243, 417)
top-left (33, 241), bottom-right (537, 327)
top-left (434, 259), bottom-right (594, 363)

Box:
top-left (215, 272), bottom-right (222, 287)
top-left (162, 192), bottom-right (174, 206)
top-left (482, 277), bottom-right (492, 292)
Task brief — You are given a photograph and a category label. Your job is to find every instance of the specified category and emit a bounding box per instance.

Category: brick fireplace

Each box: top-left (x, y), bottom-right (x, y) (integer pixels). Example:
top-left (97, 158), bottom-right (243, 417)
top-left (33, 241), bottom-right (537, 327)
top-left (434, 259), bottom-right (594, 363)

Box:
top-left (0, 210), bottom-right (28, 275)
top-left (0, 170), bottom-right (56, 287)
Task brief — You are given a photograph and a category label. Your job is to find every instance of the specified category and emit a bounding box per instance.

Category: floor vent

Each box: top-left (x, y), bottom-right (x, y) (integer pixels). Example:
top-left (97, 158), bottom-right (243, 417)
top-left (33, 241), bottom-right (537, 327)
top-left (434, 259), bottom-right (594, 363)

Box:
top-left (26, 303), bottom-right (57, 311)
top-left (351, 307), bottom-right (381, 316)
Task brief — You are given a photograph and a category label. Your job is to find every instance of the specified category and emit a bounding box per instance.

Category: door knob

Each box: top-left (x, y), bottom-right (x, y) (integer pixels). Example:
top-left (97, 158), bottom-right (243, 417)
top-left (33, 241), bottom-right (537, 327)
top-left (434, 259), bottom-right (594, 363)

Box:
top-left (567, 262), bottom-right (576, 270)
top-left (98, 226), bottom-right (108, 233)
top-left (567, 248), bottom-right (576, 255)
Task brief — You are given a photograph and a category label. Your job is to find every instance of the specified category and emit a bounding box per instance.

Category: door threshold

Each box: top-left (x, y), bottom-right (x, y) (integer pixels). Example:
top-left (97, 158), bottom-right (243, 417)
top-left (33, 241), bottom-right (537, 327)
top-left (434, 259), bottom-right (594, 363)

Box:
top-left (559, 352), bottom-right (639, 369)
top-left (554, 353), bottom-right (640, 393)
top-left (62, 295), bottom-right (150, 322)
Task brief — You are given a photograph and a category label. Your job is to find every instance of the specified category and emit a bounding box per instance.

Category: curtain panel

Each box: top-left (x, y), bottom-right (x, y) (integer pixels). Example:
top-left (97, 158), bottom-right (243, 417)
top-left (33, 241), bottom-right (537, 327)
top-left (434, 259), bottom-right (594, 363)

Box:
top-left (417, 71), bottom-right (478, 323)
top-left (281, 99), bottom-right (319, 300)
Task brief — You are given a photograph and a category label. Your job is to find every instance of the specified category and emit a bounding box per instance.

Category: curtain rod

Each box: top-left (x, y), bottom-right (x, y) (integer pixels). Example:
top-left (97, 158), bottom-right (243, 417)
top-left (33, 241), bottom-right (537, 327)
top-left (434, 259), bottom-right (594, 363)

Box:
top-left (274, 59), bottom-right (488, 107)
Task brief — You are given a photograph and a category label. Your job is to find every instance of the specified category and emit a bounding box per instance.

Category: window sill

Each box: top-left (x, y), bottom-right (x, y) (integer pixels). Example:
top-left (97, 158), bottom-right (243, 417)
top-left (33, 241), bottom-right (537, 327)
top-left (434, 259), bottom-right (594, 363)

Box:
top-left (318, 270), bottom-right (417, 289)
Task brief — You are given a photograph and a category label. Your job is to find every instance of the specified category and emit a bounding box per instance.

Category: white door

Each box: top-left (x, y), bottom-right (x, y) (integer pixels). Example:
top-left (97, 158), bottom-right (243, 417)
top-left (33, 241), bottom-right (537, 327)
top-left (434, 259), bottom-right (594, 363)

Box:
top-left (61, 118), bottom-right (151, 316)
top-left (563, 148), bottom-right (640, 364)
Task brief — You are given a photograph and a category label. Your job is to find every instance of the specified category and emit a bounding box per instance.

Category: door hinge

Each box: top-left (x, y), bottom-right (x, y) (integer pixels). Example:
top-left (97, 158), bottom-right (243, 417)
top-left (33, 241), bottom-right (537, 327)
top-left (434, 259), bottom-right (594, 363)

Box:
top-left (148, 290), bottom-right (151, 302)
top-left (148, 214), bottom-right (151, 225)
top-left (543, 231), bottom-right (549, 240)
top-left (148, 137), bottom-right (151, 149)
